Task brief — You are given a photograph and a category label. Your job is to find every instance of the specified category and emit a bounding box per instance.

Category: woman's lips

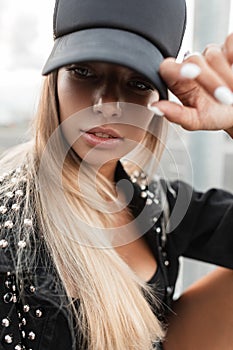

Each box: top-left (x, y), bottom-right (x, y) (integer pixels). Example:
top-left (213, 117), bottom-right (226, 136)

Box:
top-left (84, 127), bottom-right (122, 138)
top-left (81, 128), bottom-right (123, 149)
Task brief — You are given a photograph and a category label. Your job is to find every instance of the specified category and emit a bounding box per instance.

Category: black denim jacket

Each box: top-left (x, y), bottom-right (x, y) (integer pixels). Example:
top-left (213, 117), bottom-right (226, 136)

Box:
top-left (0, 162), bottom-right (233, 349)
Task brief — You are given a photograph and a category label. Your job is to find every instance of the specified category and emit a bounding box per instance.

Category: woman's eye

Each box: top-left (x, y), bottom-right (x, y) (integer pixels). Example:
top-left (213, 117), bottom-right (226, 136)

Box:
top-left (128, 80), bottom-right (153, 91)
top-left (66, 65), bottom-right (95, 78)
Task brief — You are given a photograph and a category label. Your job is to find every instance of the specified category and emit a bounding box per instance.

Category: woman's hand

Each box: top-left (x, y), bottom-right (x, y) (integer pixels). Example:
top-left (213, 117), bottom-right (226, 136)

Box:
top-left (155, 32), bottom-right (233, 137)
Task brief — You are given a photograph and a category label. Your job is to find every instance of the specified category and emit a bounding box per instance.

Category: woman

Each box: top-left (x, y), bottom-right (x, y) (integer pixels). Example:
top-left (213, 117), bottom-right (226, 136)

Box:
top-left (0, 0), bottom-right (233, 349)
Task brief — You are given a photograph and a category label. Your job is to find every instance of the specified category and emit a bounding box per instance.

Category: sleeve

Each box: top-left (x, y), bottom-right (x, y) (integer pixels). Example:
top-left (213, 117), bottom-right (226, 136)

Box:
top-left (0, 172), bottom-right (33, 348)
top-left (166, 180), bottom-right (233, 269)
top-left (0, 272), bottom-right (25, 349)
top-left (0, 183), bottom-right (24, 348)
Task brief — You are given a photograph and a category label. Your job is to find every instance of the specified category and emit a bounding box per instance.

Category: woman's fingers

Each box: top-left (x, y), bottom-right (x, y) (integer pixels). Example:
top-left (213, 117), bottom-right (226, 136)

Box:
top-left (223, 32), bottom-right (233, 65)
top-left (204, 45), bottom-right (233, 91)
top-left (160, 54), bottom-right (233, 105)
top-left (158, 34), bottom-right (233, 133)
top-left (158, 55), bottom-right (233, 131)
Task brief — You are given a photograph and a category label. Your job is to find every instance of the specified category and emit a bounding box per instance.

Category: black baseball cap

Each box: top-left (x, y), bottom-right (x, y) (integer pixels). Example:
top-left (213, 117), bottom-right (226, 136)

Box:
top-left (42, 0), bottom-right (187, 99)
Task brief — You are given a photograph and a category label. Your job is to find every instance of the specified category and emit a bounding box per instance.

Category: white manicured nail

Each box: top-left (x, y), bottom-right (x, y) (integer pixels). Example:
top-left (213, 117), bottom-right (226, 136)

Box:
top-left (180, 63), bottom-right (201, 79)
top-left (147, 105), bottom-right (164, 116)
top-left (214, 86), bottom-right (233, 105)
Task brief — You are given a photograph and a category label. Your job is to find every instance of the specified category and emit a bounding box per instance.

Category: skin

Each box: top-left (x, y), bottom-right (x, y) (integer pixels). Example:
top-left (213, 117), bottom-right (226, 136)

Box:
top-left (154, 33), bottom-right (233, 136)
top-left (163, 267), bottom-right (233, 350)
top-left (57, 62), bottom-right (160, 182)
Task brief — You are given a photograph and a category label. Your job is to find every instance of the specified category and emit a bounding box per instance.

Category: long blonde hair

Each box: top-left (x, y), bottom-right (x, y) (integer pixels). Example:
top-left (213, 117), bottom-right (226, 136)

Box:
top-left (0, 72), bottom-right (167, 349)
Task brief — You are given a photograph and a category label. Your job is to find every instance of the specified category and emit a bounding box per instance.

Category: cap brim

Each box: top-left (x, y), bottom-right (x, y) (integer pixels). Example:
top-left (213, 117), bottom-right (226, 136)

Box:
top-left (42, 28), bottom-right (168, 99)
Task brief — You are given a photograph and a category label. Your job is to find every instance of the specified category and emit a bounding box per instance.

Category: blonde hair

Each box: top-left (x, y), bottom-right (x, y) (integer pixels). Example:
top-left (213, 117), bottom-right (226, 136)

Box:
top-left (0, 72), bottom-right (167, 349)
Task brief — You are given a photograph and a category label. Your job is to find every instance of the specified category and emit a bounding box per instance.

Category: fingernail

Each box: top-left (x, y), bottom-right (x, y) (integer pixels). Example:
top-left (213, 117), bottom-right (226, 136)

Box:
top-left (214, 86), bottom-right (233, 105)
top-left (180, 63), bottom-right (201, 79)
top-left (147, 104), bottom-right (164, 116)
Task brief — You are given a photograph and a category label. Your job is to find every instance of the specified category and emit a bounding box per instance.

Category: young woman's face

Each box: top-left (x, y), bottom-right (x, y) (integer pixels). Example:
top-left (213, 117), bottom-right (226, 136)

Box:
top-left (57, 62), bottom-right (160, 167)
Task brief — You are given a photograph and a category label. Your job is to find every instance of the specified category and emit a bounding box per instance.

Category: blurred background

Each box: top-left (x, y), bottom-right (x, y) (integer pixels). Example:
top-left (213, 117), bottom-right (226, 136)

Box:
top-left (0, 0), bottom-right (233, 294)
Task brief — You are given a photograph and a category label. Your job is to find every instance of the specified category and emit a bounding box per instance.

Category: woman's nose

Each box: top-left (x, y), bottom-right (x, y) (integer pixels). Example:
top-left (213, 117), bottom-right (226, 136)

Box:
top-left (93, 98), bottom-right (122, 118)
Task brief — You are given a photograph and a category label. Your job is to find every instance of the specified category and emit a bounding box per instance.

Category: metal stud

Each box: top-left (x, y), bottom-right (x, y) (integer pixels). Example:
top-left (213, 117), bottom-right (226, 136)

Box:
top-left (147, 191), bottom-right (154, 198)
top-left (24, 218), bottom-right (33, 227)
top-left (4, 293), bottom-right (13, 303)
top-left (23, 304), bottom-right (30, 312)
top-left (15, 189), bottom-right (24, 197)
top-left (146, 198), bottom-right (153, 205)
top-left (35, 309), bottom-right (43, 318)
top-left (0, 239), bottom-right (8, 248)
top-left (29, 285), bottom-right (36, 293)
top-left (0, 205), bottom-right (7, 214)
top-left (15, 345), bottom-right (23, 350)
top-left (5, 279), bottom-right (11, 288)
top-left (4, 334), bottom-right (13, 343)
top-left (15, 167), bottom-right (21, 174)
top-left (156, 227), bottom-right (161, 233)
top-left (2, 318), bottom-right (10, 327)
top-left (18, 240), bottom-right (27, 248)
top-left (166, 286), bottom-right (173, 296)
top-left (21, 331), bottom-right (26, 338)
top-left (12, 294), bottom-right (18, 303)
top-left (164, 260), bottom-right (170, 267)
top-left (4, 220), bottom-right (14, 229)
top-left (140, 191), bottom-right (147, 198)
top-left (22, 318), bottom-right (26, 326)
top-left (28, 331), bottom-right (36, 340)
top-left (140, 172), bottom-right (147, 179)
top-left (12, 204), bottom-right (20, 211)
